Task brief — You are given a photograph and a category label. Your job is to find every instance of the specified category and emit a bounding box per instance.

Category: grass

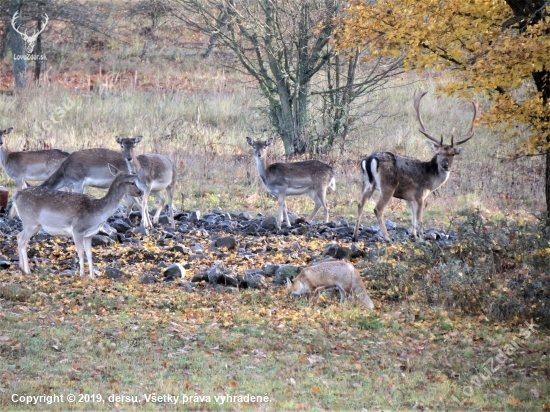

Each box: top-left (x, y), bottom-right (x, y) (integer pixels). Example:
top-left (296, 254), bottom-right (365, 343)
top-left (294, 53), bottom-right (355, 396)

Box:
top-left (1, 278), bottom-right (549, 411)
top-left (0, 3), bottom-right (549, 410)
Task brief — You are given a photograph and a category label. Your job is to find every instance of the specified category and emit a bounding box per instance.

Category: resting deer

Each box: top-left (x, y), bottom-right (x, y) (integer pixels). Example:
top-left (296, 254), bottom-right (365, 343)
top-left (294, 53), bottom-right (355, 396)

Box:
top-left (13, 165), bottom-right (142, 279)
top-left (353, 91), bottom-right (477, 242)
top-left (0, 127), bottom-right (69, 191)
top-left (246, 137), bottom-right (335, 228)
top-left (116, 136), bottom-right (176, 229)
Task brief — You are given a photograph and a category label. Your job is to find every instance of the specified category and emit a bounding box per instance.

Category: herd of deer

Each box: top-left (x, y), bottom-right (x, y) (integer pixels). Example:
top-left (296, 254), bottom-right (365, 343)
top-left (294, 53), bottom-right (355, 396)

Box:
top-left (0, 92), bottom-right (477, 282)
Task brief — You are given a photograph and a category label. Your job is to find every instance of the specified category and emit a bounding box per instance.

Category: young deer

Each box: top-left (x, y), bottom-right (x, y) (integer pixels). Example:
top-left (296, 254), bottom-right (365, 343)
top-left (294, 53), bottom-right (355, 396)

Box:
top-left (0, 127), bottom-right (69, 190)
top-left (13, 165), bottom-right (142, 279)
top-left (116, 136), bottom-right (176, 229)
top-left (246, 137), bottom-right (335, 228)
top-left (353, 91), bottom-right (477, 242)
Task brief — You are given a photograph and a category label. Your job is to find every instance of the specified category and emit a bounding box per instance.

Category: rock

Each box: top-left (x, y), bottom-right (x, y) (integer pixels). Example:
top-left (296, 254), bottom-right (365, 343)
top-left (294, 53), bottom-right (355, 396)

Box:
top-left (191, 272), bottom-right (208, 283)
top-left (163, 263), bottom-right (185, 280)
top-left (273, 265), bottom-right (303, 284)
top-left (262, 264), bottom-right (280, 277)
top-left (0, 260), bottom-right (11, 270)
top-left (170, 244), bottom-right (187, 254)
top-left (322, 244), bottom-right (352, 259)
top-left (111, 219), bottom-right (132, 233)
top-left (213, 236), bottom-right (238, 250)
top-left (91, 235), bottom-right (114, 247)
top-left (98, 222), bottom-right (117, 237)
top-left (208, 262), bottom-right (225, 284)
top-left (158, 214), bottom-right (171, 225)
top-left (261, 216), bottom-right (279, 230)
top-left (219, 272), bottom-right (240, 287)
top-left (178, 282), bottom-right (195, 292)
top-left (189, 210), bottom-right (201, 222)
top-left (133, 226), bottom-right (148, 237)
top-left (241, 223), bottom-right (260, 235)
top-left (140, 274), bottom-right (158, 284)
top-left (105, 267), bottom-right (129, 281)
top-left (191, 244), bottom-right (205, 252)
top-left (244, 272), bottom-right (268, 289)
top-left (350, 243), bottom-right (365, 258)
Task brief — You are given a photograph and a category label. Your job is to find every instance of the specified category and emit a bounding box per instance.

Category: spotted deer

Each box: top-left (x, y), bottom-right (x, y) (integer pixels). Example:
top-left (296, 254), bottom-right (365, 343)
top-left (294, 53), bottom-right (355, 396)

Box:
top-left (353, 91), bottom-right (477, 242)
top-left (246, 137), bottom-right (335, 228)
top-left (0, 127), bottom-right (69, 191)
top-left (13, 165), bottom-right (142, 279)
top-left (116, 136), bottom-right (176, 229)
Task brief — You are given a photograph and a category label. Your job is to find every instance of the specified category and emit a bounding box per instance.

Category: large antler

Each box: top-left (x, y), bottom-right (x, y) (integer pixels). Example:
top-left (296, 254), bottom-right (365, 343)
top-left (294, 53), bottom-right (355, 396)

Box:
top-left (452, 101), bottom-right (477, 146)
top-left (413, 91), bottom-right (442, 146)
top-left (11, 11), bottom-right (26, 37)
top-left (11, 12), bottom-right (49, 40)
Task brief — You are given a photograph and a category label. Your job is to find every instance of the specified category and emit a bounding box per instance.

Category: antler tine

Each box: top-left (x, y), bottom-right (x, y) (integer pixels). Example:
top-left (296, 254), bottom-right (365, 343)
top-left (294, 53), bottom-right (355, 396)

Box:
top-left (453, 101), bottom-right (477, 146)
top-left (11, 11), bottom-right (25, 37)
top-left (413, 91), bottom-right (441, 145)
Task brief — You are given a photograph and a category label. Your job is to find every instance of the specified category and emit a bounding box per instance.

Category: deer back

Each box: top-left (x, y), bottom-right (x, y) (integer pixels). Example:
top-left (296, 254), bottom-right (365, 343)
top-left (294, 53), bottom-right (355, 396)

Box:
top-left (42, 148), bottom-right (128, 190)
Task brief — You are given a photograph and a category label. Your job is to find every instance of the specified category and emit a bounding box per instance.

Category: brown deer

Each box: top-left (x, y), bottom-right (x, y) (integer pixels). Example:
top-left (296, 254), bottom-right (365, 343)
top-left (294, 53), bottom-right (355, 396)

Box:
top-left (116, 136), bottom-right (176, 229)
top-left (246, 137), bottom-right (335, 228)
top-left (0, 127), bottom-right (69, 191)
top-left (13, 165), bottom-right (142, 279)
top-left (353, 91), bottom-right (477, 242)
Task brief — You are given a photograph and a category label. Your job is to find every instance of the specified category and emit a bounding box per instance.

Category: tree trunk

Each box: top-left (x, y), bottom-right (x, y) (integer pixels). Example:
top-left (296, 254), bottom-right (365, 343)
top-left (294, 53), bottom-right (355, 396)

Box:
top-left (34, 17), bottom-right (44, 84)
top-left (9, 0), bottom-right (26, 89)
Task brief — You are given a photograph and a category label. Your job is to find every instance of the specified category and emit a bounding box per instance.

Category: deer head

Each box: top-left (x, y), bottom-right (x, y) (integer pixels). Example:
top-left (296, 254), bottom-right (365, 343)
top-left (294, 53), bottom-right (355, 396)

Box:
top-left (11, 11), bottom-right (49, 54)
top-left (414, 91), bottom-right (477, 172)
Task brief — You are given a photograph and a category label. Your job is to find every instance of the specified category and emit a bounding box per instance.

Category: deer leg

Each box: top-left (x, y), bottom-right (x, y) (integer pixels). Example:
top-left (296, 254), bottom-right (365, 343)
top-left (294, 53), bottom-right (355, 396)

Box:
top-left (415, 197), bottom-right (425, 243)
top-left (72, 233), bottom-right (86, 278)
top-left (353, 187), bottom-right (376, 240)
top-left (141, 187), bottom-right (153, 228)
top-left (166, 184), bottom-right (175, 229)
top-left (124, 195), bottom-right (139, 217)
top-left (83, 236), bottom-right (95, 279)
top-left (17, 224), bottom-right (39, 274)
top-left (374, 191), bottom-right (393, 242)
top-left (306, 192), bottom-right (323, 223)
top-left (151, 191), bottom-right (166, 225)
top-left (406, 200), bottom-right (418, 238)
top-left (276, 195), bottom-right (285, 228)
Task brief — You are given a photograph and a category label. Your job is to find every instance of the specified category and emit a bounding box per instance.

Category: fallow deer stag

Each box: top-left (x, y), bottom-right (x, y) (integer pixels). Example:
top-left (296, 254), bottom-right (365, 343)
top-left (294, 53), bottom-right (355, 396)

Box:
top-left (116, 136), bottom-right (176, 229)
top-left (13, 165), bottom-right (142, 279)
top-left (353, 91), bottom-right (477, 242)
top-left (0, 127), bottom-right (69, 191)
top-left (246, 137), bottom-right (335, 228)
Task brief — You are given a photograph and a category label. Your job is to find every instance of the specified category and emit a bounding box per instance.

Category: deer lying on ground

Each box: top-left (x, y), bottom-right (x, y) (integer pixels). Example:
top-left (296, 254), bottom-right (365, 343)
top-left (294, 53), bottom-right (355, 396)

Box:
top-left (116, 136), bottom-right (176, 229)
top-left (246, 137), bottom-right (335, 228)
top-left (353, 91), bottom-right (477, 242)
top-left (13, 165), bottom-right (142, 279)
top-left (287, 261), bottom-right (374, 308)
top-left (0, 127), bottom-right (69, 191)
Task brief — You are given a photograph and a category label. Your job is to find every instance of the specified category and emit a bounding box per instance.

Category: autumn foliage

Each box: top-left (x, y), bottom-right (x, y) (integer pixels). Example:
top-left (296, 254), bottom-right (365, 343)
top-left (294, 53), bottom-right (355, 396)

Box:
top-left (337, 0), bottom-right (550, 157)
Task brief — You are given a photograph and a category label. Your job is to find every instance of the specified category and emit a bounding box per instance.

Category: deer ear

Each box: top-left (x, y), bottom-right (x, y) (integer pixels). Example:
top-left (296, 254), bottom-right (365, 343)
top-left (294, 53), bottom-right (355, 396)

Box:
top-left (246, 136), bottom-right (254, 146)
top-left (265, 138), bottom-right (274, 147)
top-left (454, 148), bottom-right (464, 155)
top-left (116, 136), bottom-right (123, 144)
top-left (108, 163), bottom-right (120, 176)
top-left (134, 135), bottom-right (143, 143)
top-left (427, 141), bottom-right (440, 152)
top-left (2, 127), bottom-right (13, 135)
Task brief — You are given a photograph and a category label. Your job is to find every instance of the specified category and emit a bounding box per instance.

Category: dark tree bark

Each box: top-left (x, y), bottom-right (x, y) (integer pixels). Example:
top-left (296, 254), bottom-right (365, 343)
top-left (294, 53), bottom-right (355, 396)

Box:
top-left (9, 0), bottom-right (26, 89)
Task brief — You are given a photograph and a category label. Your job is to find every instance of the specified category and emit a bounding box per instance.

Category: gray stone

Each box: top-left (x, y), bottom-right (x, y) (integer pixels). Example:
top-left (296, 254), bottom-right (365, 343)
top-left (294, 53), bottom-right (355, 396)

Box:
top-left (163, 263), bottom-right (186, 279)
top-left (189, 210), bottom-right (201, 222)
top-left (273, 265), bottom-right (303, 284)
top-left (91, 235), bottom-right (114, 247)
top-left (245, 273), bottom-right (268, 289)
top-left (261, 216), bottom-right (279, 230)
top-left (140, 274), bottom-right (158, 284)
top-left (105, 267), bottom-right (129, 281)
top-left (213, 236), bottom-right (238, 250)
top-left (208, 262), bottom-right (225, 284)
top-left (262, 264), bottom-right (280, 277)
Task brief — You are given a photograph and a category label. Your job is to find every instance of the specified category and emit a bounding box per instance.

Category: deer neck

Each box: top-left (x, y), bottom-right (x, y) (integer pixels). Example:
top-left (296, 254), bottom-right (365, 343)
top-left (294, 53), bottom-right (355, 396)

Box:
top-left (254, 155), bottom-right (270, 181)
top-left (93, 179), bottom-right (127, 219)
top-left (427, 155), bottom-right (450, 190)
top-left (0, 143), bottom-right (10, 167)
